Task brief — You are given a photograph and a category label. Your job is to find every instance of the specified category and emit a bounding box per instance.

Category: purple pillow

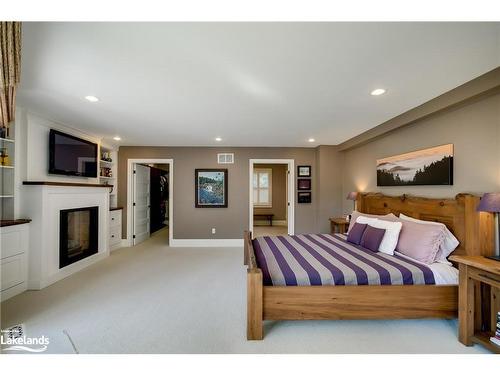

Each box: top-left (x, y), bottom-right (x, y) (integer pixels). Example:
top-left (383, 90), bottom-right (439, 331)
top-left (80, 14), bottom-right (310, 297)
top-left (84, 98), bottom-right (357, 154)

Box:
top-left (347, 223), bottom-right (367, 245)
top-left (360, 225), bottom-right (386, 252)
top-left (396, 220), bottom-right (446, 264)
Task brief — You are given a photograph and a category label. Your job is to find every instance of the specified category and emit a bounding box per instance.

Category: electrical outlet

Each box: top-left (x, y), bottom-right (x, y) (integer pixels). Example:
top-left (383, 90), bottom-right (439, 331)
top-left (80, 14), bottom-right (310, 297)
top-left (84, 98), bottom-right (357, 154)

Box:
top-left (211, 228), bottom-right (216, 234)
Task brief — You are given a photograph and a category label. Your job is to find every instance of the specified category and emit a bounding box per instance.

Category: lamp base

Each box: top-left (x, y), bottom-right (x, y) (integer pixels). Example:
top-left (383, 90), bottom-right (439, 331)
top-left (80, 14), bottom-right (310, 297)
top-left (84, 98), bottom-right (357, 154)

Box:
top-left (486, 255), bottom-right (500, 262)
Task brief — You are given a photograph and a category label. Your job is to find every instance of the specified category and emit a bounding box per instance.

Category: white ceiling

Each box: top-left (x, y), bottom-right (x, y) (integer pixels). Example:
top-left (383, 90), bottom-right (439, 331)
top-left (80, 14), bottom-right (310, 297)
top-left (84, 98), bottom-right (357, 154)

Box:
top-left (18, 22), bottom-right (500, 147)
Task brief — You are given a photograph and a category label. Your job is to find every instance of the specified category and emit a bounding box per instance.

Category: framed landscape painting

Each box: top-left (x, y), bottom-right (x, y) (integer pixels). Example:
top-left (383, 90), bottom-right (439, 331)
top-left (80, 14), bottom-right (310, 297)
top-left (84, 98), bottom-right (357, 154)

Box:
top-left (195, 169), bottom-right (228, 208)
top-left (377, 144), bottom-right (453, 186)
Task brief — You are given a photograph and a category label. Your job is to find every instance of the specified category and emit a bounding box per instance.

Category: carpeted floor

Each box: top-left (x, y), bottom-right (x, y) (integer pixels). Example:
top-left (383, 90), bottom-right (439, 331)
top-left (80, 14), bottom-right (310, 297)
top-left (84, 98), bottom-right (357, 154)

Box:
top-left (0, 228), bottom-right (489, 354)
top-left (253, 225), bottom-right (288, 237)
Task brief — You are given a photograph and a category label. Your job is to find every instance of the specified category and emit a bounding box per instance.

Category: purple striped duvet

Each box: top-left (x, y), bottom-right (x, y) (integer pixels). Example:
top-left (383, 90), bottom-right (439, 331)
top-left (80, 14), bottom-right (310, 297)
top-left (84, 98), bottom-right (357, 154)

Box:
top-left (252, 234), bottom-right (435, 286)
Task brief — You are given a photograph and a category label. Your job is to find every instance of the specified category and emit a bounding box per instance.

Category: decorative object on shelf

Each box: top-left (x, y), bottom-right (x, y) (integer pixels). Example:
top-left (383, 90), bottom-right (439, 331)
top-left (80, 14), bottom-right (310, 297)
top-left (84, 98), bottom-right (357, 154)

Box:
top-left (297, 191), bottom-right (311, 204)
top-left (297, 178), bottom-right (311, 191)
top-left (0, 22), bottom-right (22, 130)
top-left (346, 191), bottom-right (358, 211)
top-left (0, 126), bottom-right (7, 139)
top-left (100, 150), bottom-right (112, 162)
top-left (100, 166), bottom-right (112, 178)
top-left (477, 192), bottom-right (500, 261)
top-left (0, 148), bottom-right (10, 166)
top-left (297, 165), bottom-right (311, 177)
top-left (195, 169), bottom-right (228, 208)
top-left (377, 144), bottom-right (453, 186)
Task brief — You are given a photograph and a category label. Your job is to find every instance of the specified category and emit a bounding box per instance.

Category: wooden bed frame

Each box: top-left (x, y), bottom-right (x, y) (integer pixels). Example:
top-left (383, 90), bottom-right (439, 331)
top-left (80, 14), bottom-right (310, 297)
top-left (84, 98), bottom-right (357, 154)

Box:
top-left (244, 192), bottom-right (495, 340)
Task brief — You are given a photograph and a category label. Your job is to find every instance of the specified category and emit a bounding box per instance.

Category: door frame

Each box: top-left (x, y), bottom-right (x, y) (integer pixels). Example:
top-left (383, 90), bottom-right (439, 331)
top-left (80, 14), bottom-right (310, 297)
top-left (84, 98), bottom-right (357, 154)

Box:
top-left (127, 158), bottom-right (173, 246)
top-left (249, 159), bottom-right (295, 236)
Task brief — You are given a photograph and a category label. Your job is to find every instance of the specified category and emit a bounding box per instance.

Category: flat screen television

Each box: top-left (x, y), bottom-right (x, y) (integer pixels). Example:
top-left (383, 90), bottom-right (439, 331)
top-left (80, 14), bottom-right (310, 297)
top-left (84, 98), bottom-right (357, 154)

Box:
top-left (49, 129), bottom-right (98, 177)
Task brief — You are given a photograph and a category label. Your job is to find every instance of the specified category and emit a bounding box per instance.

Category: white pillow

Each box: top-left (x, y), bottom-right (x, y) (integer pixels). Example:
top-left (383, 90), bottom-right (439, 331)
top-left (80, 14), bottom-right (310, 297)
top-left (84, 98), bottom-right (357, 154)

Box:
top-left (399, 213), bottom-right (459, 262)
top-left (355, 217), bottom-right (403, 255)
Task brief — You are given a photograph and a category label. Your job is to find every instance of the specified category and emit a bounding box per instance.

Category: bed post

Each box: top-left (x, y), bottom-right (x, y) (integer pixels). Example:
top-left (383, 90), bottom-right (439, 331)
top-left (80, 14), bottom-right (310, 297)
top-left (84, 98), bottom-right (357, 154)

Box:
top-left (247, 268), bottom-right (263, 340)
top-left (463, 194), bottom-right (495, 256)
top-left (244, 230), bottom-right (252, 266)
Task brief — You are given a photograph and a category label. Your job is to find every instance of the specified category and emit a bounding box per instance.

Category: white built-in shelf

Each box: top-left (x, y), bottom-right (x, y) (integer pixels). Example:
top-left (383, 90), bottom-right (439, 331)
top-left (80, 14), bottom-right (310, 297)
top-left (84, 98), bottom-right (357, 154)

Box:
top-left (99, 176), bottom-right (115, 180)
top-left (100, 159), bottom-right (115, 165)
top-left (0, 195), bottom-right (14, 198)
top-left (0, 137), bottom-right (14, 143)
top-left (0, 165), bottom-right (14, 169)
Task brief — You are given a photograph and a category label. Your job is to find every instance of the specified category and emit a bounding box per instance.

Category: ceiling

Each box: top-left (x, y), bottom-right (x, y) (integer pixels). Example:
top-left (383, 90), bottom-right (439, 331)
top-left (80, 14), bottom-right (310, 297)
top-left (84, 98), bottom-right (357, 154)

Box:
top-left (18, 22), bottom-right (500, 147)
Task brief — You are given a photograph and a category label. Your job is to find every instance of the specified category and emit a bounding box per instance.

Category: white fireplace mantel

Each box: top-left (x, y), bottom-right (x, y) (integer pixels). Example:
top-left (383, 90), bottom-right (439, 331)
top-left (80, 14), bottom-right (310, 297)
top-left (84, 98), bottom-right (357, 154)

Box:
top-left (21, 182), bottom-right (111, 289)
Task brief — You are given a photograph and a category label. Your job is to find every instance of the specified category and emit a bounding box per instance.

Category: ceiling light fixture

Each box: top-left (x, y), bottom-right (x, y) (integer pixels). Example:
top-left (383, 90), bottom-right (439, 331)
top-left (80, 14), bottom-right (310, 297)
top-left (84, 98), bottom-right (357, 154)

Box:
top-left (85, 95), bottom-right (99, 102)
top-left (215, 137), bottom-right (222, 142)
top-left (308, 138), bottom-right (315, 143)
top-left (370, 88), bottom-right (386, 96)
top-left (113, 136), bottom-right (121, 141)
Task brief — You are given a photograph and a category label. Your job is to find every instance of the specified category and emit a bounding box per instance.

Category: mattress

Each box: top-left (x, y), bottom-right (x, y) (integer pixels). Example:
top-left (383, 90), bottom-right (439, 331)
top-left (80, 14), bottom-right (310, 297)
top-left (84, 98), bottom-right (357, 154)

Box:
top-left (252, 233), bottom-right (457, 286)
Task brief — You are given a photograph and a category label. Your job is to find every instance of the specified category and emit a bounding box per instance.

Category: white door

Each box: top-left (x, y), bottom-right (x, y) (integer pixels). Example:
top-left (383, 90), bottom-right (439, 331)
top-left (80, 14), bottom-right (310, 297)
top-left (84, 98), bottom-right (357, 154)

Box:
top-left (133, 164), bottom-right (151, 245)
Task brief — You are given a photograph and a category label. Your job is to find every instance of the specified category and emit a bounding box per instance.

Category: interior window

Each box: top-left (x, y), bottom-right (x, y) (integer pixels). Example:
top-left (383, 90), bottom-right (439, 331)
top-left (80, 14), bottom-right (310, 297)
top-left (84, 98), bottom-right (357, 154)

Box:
top-left (253, 168), bottom-right (272, 207)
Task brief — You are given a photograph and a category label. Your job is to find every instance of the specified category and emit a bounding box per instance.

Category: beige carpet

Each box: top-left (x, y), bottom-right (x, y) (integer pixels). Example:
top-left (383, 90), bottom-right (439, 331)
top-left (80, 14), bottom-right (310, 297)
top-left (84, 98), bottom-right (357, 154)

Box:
top-left (253, 225), bottom-right (288, 237)
top-left (0, 228), bottom-right (488, 354)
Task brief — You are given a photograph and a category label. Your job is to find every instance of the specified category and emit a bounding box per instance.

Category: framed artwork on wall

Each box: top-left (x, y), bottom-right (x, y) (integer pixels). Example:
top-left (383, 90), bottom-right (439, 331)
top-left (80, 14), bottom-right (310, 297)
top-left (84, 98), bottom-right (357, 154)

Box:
top-left (298, 192), bottom-right (312, 204)
top-left (297, 178), bottom-right (312, 191)
top-left (297, 165), bottom-right (311, 177)
top-left (376, 144), bottom-right (453, 186)
top-left (195, 169), bottom-right (228, 208)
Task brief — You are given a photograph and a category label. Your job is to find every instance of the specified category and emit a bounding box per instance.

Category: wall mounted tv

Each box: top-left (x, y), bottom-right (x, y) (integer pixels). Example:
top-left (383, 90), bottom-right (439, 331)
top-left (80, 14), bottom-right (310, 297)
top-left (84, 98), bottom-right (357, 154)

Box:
top-left (49, 129), bottom-right (98, 177)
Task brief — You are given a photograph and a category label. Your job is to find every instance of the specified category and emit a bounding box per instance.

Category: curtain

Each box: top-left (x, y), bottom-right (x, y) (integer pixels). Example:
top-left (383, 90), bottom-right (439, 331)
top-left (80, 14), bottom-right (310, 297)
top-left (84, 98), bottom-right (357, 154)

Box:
top-left (0, 22), bottom-right (22, 132)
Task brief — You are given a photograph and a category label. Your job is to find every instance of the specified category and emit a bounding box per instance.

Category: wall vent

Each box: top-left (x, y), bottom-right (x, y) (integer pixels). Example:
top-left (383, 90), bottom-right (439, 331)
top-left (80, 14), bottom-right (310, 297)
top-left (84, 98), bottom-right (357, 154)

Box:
top-left (217, 153), bottom-right (234, 164)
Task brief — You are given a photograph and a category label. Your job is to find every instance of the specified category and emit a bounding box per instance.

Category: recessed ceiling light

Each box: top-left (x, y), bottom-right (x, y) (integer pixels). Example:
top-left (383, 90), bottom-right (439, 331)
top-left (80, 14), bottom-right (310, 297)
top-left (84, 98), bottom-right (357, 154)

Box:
top-left (215, 137), bottom-right (222, 142)
top-left (370, 88), bottom-right (386, 96)
top-left (113, 136), bottom-right (121, 141)
top-left (85, 95), bottom-right (99, 102)
top-left (308, 138), bottom-right (315, 143)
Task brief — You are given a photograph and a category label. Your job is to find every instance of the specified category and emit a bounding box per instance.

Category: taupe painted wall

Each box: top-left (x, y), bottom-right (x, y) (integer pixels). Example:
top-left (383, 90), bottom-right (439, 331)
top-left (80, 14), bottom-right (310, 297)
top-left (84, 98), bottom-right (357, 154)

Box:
top-left (253, 164), bottom-right (287, 221)
top-left (342, 93), bottom-right (500, 213)
top-left (118, 147), bottom-right (340, 239)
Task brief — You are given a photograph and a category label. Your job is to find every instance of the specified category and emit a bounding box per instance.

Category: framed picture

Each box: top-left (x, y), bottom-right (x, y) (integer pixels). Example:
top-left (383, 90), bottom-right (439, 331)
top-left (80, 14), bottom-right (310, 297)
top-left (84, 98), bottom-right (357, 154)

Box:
top-left (297, 165), bottom-right (311, 177)
top-left (377, 144), bottom-right (453, 186)
top-left (297, 178), bottom-right (311, 190)
top-left (298, 192), bottom-right (311, 204)
top-left (195, 169), bottom-right (228, 208)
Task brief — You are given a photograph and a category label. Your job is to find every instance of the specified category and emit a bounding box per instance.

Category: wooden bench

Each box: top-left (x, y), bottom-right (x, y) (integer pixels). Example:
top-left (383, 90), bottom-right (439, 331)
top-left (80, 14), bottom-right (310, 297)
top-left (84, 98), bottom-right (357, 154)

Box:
top-left (253, 214), bottom-right (274, 226)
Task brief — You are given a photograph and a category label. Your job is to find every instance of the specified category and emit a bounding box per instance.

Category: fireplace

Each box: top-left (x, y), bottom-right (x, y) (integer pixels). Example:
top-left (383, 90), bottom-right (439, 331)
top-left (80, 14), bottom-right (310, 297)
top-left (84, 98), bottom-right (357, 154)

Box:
top-left (59, 206), bottom-right (99, 268)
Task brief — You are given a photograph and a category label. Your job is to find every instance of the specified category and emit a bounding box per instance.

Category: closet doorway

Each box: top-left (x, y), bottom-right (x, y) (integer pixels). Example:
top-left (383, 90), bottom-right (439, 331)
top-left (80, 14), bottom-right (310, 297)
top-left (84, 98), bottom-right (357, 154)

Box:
top-left (127, 158), bottom-right (173, 246)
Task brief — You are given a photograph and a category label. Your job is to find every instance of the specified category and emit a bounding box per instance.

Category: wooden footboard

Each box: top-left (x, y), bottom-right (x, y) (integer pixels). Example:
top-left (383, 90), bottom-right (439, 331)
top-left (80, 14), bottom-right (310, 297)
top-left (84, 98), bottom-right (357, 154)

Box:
top-left (244, 231), bottom-right (264, 340)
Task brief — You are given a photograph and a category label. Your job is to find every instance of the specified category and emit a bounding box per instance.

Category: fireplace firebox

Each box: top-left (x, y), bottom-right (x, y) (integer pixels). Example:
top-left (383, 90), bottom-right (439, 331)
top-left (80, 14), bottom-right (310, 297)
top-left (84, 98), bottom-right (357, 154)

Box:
top-left (59, 206), bottom-right (99, 268)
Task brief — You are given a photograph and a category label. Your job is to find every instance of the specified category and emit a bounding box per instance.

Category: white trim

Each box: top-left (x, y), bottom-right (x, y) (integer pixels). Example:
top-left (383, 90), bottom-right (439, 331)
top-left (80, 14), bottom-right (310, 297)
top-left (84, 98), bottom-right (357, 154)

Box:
top-left (127, 158), bottom-right (173, 246)
top-left (249, 159), bottom-right (295, 236)
top-left (170, 239), bottom-right (243, 247)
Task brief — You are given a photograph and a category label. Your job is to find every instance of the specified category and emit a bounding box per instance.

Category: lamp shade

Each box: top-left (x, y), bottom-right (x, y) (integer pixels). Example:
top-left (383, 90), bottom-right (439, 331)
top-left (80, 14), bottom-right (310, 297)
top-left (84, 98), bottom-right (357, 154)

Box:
top-left (477, 193), bottom-right (500, 213)
top-left (346, 192), bottom-right (358, 201)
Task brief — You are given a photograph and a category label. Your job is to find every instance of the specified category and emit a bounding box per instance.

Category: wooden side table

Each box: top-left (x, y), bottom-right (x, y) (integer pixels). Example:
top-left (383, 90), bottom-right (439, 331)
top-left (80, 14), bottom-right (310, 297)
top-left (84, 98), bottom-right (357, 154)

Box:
top-left (329, 217), bottom-right (349, 234)
top-left (449, 255), bottom-right (500, 353)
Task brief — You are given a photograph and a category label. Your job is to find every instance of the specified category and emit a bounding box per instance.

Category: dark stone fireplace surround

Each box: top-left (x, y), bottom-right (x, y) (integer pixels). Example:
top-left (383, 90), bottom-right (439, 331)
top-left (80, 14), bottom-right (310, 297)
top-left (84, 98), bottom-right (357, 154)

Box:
top-left (59, 206), bottom-right (99, 268)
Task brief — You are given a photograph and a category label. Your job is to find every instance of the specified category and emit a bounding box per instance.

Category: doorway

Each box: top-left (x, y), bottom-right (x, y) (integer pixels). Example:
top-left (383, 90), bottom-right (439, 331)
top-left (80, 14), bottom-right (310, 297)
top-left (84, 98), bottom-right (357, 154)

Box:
top-left (249, 159), bottom-right (294, 237)
top-left (127, 159), bottom-right (173, 246)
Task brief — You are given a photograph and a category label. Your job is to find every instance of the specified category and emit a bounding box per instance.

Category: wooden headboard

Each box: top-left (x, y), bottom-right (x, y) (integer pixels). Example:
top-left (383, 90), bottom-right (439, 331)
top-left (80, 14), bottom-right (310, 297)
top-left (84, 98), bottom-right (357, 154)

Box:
top-left (356, 192), bottom-right (495, 257)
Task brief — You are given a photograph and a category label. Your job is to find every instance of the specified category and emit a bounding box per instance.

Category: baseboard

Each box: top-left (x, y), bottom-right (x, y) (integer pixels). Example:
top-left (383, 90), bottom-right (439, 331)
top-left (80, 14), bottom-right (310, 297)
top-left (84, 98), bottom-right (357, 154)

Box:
top-left (121, 239), bottom-right (130, 248)
top-left (254, 220), bottom-right (287, 226)
top-left (170, 238), bottom-right (244, 247)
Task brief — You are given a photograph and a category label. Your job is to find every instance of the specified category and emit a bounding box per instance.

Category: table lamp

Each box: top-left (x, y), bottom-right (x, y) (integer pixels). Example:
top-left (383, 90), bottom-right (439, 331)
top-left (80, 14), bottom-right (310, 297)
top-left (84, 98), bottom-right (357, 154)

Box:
top-left (346, 192), bottom-right (358, 211)
top-left (477, 192), bottom-right (500, 261)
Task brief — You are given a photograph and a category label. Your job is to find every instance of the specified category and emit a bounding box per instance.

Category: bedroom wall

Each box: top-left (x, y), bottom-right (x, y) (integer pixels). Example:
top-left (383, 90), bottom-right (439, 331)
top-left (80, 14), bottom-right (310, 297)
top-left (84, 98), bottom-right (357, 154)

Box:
top-left (342, 93), bottom-right (500, 213)
top-left (118, 147), bottom-right (343, 240)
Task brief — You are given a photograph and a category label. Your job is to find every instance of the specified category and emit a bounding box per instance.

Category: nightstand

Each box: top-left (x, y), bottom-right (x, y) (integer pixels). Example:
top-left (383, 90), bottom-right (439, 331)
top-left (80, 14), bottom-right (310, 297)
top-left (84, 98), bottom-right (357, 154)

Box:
top-left (329, 217), bottom-right (349, 234)
top-left (449, 255), bottom-right (500, 353)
